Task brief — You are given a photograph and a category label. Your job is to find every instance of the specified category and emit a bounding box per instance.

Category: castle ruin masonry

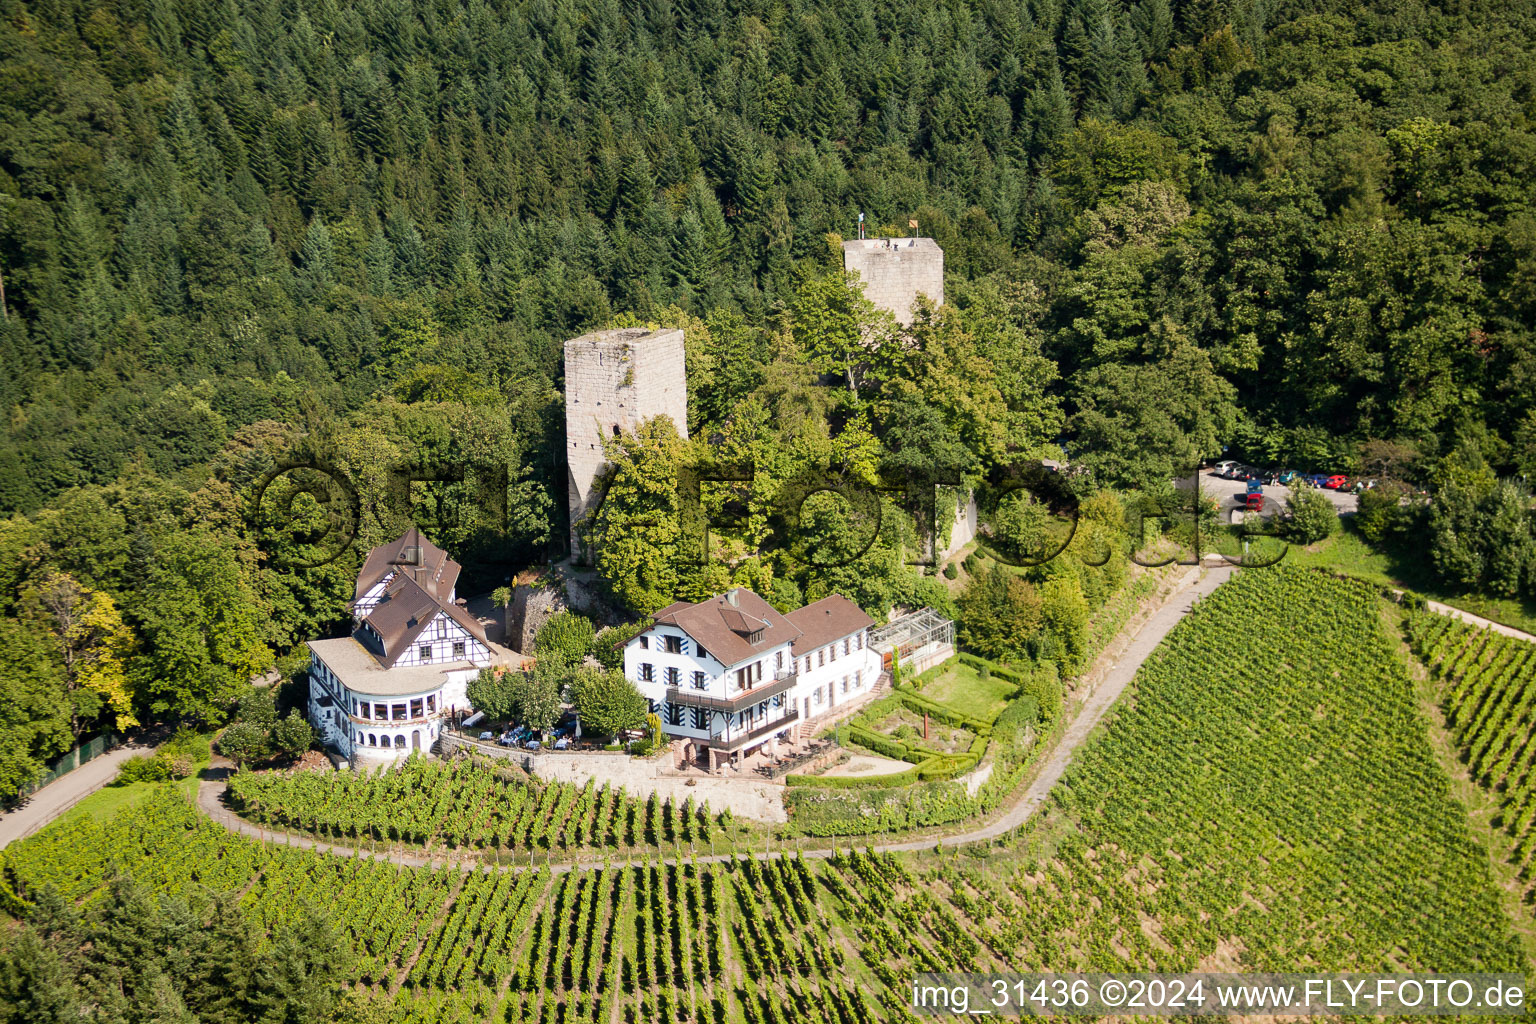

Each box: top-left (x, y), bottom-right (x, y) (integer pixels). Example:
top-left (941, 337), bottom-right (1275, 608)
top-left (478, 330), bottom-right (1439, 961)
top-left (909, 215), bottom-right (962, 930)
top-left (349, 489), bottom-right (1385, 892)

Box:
top-left (564, 327), bottom-right (688, 554)
top-left (841, 237), bottom-right (944, 326)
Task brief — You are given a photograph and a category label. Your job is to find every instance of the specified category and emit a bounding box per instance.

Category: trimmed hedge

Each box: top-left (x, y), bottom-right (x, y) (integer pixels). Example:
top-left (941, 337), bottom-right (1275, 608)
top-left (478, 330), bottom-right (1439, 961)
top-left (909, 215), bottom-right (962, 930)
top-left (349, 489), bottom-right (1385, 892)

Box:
top-left (892, 686), bottom-right (992, 734)
top-left (786, 764), bottom-right (928, 788)
top-left (846, 727), bottom-right (907, 761)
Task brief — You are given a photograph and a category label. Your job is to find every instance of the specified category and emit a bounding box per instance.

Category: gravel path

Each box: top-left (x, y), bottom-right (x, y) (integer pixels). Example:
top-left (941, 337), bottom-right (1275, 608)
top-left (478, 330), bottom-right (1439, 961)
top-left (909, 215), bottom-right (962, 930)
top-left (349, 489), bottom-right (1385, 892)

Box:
top-left (194, 566), bottom-right (1232, 872)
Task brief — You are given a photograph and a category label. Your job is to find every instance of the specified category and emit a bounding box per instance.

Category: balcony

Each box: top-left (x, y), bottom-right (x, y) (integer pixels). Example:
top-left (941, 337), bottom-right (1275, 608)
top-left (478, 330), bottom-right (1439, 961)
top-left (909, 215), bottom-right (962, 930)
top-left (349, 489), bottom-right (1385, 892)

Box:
top-left (666, 672), bottom-right (797, 714)
top-left (711, 707), bottom-right (800, 753)
top-left (349, 711), bottom-right (444, 728)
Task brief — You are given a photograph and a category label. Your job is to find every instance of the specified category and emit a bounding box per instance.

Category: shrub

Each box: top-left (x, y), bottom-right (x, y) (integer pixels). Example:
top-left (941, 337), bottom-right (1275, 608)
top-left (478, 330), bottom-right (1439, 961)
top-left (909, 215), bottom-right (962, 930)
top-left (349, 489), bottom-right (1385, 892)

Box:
top-left (1356, 482), bottom-right (1410, 542)
top-left (270, 711), bottom-right (314, 759)
top-left (217, 722), bottom-right (268, 770)
top-left (1286, 479), bottom-right (1339, 544)
top-left (114, 754), bottom-right (174, 785)
top-left (785, 764), bottom-right (926, 788)
top-left (592, 622), bottom-right (643, 670)
top-left (943, 562), bottom-right (958, 580)
top-left (847, 727), bottom-right (907, 761)
top-left (1012, 662), bottom-right (1062, 724)
top-left (534, 611), bottom-right (596, 667)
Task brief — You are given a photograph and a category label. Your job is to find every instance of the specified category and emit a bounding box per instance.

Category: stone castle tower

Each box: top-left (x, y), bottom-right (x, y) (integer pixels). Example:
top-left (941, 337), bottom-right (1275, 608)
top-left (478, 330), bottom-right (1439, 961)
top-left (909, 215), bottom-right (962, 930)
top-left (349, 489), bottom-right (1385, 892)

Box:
top-left (841, 237), bottom-right (944, 326)
top-left (564, 327), bottom-right (688, 553)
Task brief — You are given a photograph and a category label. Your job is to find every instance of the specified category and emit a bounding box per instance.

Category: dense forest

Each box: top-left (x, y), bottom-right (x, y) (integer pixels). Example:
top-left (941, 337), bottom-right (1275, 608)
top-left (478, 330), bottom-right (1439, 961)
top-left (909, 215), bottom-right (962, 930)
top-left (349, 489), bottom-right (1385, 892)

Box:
top-left (2, 0), bottom-right (1536, 797)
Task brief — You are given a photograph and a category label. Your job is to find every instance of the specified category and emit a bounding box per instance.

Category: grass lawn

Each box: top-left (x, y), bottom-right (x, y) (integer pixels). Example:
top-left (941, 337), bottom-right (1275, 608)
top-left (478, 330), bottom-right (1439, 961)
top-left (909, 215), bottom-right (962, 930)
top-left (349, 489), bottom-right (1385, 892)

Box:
top-left (916, 660), bottom-right (1017, 722)
top-left (50, 771), bottom-right (205, 830)
top-left (1286, 523), bottom-right (1536, 635)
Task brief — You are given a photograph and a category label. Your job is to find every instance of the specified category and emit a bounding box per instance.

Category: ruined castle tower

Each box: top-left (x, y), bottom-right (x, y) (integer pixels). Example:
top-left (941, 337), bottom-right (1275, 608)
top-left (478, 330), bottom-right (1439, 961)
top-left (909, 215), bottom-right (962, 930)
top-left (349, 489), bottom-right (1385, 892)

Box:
top-left (841, 237), bottom-right (945, 326)
top-left (564, 327), bottom-right (688, 553)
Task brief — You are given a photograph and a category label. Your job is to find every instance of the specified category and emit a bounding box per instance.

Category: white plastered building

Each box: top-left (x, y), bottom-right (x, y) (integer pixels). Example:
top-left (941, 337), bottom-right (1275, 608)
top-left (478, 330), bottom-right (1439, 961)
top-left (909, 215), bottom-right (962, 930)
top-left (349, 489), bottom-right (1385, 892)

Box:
top-left (621, 589), bottom-right (884, 768)
top-left (307, 526), bottom-right (504, 765)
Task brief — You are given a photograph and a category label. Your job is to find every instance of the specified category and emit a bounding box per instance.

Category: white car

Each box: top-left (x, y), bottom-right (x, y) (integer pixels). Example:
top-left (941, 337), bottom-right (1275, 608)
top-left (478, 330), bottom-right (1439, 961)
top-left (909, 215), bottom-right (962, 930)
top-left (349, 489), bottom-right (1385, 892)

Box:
top-left (1212, 460), bottom-right (1240, 478)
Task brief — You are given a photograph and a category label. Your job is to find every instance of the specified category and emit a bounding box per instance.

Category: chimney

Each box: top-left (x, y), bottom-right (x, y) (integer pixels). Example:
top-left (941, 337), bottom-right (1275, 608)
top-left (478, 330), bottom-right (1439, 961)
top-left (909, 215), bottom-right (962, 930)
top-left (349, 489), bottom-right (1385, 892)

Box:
top-left (725, 589), bottom-right (739, 607)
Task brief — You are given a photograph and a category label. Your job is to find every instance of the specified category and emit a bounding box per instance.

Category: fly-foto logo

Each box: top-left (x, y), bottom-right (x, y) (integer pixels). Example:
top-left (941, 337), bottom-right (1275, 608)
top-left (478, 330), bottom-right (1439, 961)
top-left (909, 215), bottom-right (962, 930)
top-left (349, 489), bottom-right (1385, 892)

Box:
top-left (250, 455), bottom-right (1290, 572)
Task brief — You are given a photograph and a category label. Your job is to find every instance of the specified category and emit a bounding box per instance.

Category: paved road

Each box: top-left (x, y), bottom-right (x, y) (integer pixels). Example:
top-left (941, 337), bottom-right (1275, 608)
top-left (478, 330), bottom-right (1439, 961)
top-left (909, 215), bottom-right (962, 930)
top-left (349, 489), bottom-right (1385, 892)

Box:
top-left (194, 565), bottom-right (1234, 872)
top-left (0, 744), bottom-right (145, 850)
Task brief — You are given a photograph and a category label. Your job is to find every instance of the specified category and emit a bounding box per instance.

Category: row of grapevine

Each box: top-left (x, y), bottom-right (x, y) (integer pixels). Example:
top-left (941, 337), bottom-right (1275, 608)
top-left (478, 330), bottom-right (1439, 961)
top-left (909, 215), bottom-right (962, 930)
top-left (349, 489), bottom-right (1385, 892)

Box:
top-left (929, 568), bottom-right (1524, 979)
top-left (226, 754), bottom-right (728, 853)
top-left (7, 790), bottom-right (909, 1024)
top-left (242, 847), bottom-right (461, 984)
top-left (1407, 614), bottom-right (1536, 891)
top-left (3, 789), bottom-right (267, 905)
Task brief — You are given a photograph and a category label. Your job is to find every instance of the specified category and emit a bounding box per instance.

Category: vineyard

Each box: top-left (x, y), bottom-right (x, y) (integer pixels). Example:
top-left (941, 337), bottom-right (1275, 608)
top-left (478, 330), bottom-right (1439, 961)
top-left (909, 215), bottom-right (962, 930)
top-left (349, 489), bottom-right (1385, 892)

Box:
top-left (999, 567), bottom-right (1522, 972)
top-left (226, 754), bottom-right (739, 854)
top-left (6, 567), bottom-right (1528, 1022)
top-left (1407, 615), bottom-right (1536, 889)
top-left (2, 790), bottom-right (924, 1023)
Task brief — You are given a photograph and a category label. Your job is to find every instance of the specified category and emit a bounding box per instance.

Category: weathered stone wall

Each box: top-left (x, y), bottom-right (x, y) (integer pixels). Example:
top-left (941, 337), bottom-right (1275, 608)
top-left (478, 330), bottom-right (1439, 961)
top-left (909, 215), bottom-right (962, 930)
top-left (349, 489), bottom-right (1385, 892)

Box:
top-left (841, 237), bottom-right (944, 326)
top-left (564, 327), bottom-right (688, 552)
top-left (508, 583), bottom-right (566, 654)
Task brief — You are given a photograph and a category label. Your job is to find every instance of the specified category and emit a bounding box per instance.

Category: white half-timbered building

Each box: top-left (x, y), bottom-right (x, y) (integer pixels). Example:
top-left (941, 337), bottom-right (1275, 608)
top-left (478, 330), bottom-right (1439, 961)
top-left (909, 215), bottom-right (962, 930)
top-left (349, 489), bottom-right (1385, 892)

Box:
top-left (622, 589), bottom-right (883, 767)
top-left (307, 527), bottom-right (496, 765)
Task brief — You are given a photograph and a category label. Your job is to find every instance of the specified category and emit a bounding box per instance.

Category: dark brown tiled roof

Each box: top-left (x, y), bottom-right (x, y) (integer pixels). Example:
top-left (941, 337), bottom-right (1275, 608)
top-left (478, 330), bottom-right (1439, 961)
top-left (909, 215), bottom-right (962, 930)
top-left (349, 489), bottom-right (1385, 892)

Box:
top-left (353, 525), bottom-right (460, 603)
top-left (785, 594), bottom-right (874, 653)
top-left (350, 527), bottom-right (486, 668)
top-left (651, 589), bottom-right (801, 667)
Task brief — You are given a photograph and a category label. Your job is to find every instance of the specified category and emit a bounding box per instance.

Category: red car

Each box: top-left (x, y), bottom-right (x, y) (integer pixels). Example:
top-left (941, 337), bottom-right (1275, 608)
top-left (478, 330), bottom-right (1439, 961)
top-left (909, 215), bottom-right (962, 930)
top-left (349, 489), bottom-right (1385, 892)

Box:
top-left (1323, 475), bottom-right (1349, 490)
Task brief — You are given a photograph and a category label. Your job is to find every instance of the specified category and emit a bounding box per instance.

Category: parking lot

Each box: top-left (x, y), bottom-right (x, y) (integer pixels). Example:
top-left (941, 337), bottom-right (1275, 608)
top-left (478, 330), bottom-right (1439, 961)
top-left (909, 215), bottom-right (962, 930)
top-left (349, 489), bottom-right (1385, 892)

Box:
top-left (1197, 468), bottom-right (1359, 519)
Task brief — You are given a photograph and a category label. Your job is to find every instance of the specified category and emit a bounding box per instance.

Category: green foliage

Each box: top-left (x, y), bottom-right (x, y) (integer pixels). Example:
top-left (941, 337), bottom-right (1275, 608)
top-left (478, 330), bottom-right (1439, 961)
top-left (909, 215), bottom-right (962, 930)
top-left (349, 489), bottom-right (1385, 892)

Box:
top-left (513, 667), bottom-right (565, 734)
top-left (957, 564), bottom-right (1044, 661)
top-left (468, 664), bottom-right (563, 732)
top-left (3, 0), bottom-right (1536, 816)
top-left (570, 669), bottom-right (647, 739)
top-left (467, 668), bottom-right (518, 723)
top-left (1285, 479), bottom-right (1340, 545)
top-left (270, 711), bottom-right (315, 760)
top-left (592, 623), bottom-right (643, 671)
top-left (1355, 481), bottom-right (1415, 543)
top-left (587, 419), bottom-right (687, 614)
top-left (131, 532), bottom-right (273, 726)
top-left (1427, 463), bottom-right (1536, 598)
top-left (0, 874), bottom-right (351, 1024)
top-left (215, 722), bottom-right (268, 771)
top-left (224, 755), bottom-right (722, 852)
top-left (1407, 615), bottom-right (1536, 887)
top-left (533, 612), bottom-right (596, 668)
top-left (1040, 575), bottom-right (1091, 677)
top-left (113, 730), bottom-right (208, 785)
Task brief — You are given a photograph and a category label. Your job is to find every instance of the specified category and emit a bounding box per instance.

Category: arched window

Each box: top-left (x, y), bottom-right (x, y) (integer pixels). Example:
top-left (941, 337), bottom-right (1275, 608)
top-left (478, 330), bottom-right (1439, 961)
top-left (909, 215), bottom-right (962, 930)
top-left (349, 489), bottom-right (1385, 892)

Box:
top-left (368, 734), bottom-right (377, 747)
top-left (394, 734), bottom-right (406, 749)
